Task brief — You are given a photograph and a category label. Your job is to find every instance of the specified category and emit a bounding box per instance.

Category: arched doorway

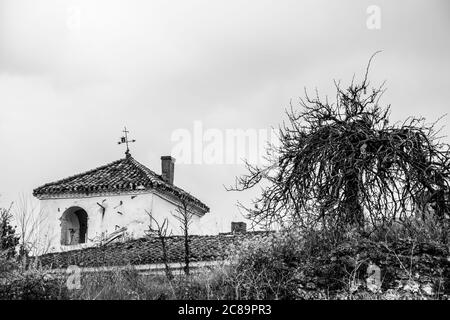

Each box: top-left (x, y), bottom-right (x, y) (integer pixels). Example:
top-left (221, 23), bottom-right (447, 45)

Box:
top-left (60, 207), bottom-right (88, 245)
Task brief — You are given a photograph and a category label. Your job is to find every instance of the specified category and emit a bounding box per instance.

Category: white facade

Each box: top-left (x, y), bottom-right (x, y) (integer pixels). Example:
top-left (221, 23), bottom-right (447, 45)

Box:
top-left (38, 189), bottom-right (205, 253)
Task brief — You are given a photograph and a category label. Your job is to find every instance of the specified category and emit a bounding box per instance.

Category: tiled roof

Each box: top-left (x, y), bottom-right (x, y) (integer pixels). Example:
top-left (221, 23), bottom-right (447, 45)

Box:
top-left (33, 154), bottom-right (209, 212)
top-left (38, 232), bottom-right (271, 269)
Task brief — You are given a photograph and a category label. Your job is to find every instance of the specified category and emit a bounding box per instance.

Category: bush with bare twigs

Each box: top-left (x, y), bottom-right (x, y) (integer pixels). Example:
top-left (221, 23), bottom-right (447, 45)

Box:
top-left (230, 54), bottom-right (450, 241)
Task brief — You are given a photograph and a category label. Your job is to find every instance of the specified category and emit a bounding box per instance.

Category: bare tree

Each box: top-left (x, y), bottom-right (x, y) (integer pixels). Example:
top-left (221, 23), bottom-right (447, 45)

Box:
top-left (145, 210), bottom-right (174, 281)
top-left (13, 194), bottom-right (50, 257)
top-left (229, 54), bottom-right (450, 239)
top-left (172, 197), bottom-right (194, 276)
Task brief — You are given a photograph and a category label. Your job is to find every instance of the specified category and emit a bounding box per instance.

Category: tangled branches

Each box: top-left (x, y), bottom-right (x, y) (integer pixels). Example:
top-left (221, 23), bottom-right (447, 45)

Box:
top-left (230, 57), bottom-right (450, 235)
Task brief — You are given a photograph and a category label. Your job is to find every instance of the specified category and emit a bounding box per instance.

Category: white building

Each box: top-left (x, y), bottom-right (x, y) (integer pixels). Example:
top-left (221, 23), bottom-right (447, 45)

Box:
top-left (33, 153), bottom-right (209, 253)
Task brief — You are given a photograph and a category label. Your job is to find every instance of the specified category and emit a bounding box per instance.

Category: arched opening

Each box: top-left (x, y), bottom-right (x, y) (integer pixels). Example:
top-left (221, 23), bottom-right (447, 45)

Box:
top-left (60, 207), bottom-right (88, 245)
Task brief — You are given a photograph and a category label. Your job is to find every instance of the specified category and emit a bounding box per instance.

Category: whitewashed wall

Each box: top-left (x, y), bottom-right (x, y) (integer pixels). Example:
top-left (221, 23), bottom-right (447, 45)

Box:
top-left (37, 190), bottom-right (205, 253)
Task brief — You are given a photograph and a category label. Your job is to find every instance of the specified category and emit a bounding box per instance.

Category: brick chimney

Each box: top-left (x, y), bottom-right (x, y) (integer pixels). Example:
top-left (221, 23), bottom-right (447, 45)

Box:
top-left (161, 156), bottom-right (175, 185)
top-left (231, 221), bottom-right (247, 233)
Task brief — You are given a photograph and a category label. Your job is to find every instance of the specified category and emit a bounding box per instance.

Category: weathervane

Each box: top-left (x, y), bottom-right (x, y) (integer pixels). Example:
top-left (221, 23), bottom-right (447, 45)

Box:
top-left (117, 126), bottom-right (136, 156)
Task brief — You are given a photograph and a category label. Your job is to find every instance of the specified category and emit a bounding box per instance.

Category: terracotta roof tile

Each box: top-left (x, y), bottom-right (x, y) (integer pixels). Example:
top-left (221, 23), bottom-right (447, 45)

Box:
top-left (38, 232), bottom-right (271, 269)
top-left (33, 154), bottom-right (209, 212)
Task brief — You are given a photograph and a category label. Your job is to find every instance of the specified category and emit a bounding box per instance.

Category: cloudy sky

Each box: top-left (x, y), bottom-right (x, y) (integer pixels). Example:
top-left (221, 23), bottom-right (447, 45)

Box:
top-left (1, 0), bottom-right (449, 232)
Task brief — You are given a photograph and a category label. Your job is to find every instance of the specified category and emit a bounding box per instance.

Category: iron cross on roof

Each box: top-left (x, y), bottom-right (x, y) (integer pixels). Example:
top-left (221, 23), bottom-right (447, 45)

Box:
top-left (117, 126), bottom-right (136, 156)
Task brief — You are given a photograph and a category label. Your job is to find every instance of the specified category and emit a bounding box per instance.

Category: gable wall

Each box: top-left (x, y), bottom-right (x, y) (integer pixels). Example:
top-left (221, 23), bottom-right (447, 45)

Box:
top-left (37, 191), bottom-right (203, 253)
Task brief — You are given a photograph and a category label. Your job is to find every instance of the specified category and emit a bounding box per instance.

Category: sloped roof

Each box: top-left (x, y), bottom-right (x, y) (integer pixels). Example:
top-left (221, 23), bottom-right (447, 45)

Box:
top-left (38, 232), bottom-right (271, 269)
top-left (33, 154), bottom-right (209, 213)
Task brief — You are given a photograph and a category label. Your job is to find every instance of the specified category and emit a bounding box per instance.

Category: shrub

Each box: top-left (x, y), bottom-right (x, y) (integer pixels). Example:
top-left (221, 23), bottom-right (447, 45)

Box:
top-left (0, 251), bottom-right (17, 275)
top-left (0, 269), bottom-right (68, 300)
top-left (223, 231), bottom-right (304, 299)
top-left (0, 206), bottom-right (20, 260)
top-left (369, 214), bottom-right (449, 246)
top-left (68, 267), bottom-right (177, 300)
top-left (0, 249), bottom-right (69, 300)
top-left (220, 223), bottom-right (449, 300)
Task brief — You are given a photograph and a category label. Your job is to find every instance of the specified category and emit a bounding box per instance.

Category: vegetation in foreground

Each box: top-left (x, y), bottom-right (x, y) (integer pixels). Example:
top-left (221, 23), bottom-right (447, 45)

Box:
top-left (1, 57), bottom-right (449, 300)
top-left (0, 214), bottom-right (448, 300)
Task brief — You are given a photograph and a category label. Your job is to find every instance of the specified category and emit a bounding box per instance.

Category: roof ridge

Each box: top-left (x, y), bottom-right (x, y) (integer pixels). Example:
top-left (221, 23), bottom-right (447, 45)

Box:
top-left (127, 156), bottom-right (163, 181)
top-left (127, 157), bottom-right (209, 211)
top-left (32, 155), bottom-right (209, 213)
top-left (33, 157), bottom-right (127, 193)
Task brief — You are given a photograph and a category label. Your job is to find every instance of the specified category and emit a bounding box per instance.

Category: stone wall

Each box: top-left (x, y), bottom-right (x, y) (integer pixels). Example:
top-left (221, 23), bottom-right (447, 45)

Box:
top-left (294, 238), bottom-right (450, 299)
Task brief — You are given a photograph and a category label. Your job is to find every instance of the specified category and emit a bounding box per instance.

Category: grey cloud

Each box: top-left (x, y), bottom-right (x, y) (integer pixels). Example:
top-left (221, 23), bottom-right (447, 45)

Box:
top-left (0, 0), bottom-right (449, 232)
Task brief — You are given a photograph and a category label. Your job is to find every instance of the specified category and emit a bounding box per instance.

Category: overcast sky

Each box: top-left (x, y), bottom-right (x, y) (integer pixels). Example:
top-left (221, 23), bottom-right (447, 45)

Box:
top-left (1, 0), bottom-right (449, 232)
